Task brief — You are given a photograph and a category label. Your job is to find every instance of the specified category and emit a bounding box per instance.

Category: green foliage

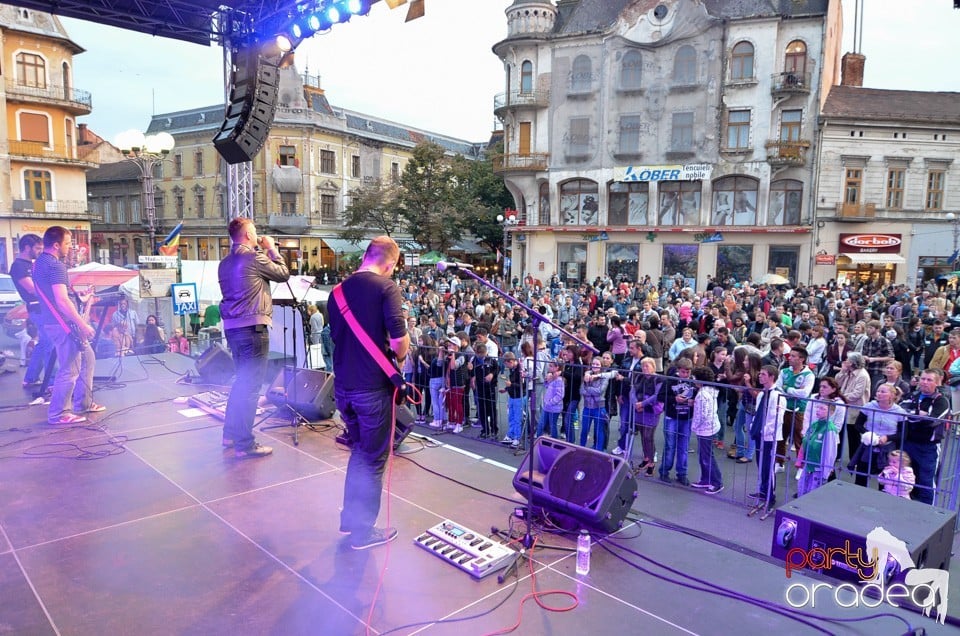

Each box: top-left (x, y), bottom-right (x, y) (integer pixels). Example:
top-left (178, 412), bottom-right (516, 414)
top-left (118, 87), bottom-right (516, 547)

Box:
top-left (339, 179), bottom-right (402, 242)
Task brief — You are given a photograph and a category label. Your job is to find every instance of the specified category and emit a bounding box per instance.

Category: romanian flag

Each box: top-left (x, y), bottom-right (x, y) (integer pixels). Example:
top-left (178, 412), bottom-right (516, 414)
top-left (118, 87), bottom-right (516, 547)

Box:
top-left (496, 249), bottom-right (502, 263)
top-left (157, 222), bottom-right (183, 256)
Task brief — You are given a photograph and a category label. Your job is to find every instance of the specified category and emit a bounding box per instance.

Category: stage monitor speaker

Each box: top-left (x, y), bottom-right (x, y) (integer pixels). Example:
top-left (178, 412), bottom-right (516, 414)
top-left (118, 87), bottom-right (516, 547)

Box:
top-left (213, 46), bottom-right (280, 164)
top-left (513, 437), bottom-right (637, 534)
top-left (266, 367), bottom-right (336, 421)
top-left (195, 343), bottom-right (234, 384)
top-left (771, 480), bottom-right (954, 585)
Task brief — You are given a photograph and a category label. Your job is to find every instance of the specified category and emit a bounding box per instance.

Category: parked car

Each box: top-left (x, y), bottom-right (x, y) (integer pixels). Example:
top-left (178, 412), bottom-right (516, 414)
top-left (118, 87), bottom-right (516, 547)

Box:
top-left (0, 274), bottom-right (20, 316)
top-left (3, 302), bottom-right (27, 337)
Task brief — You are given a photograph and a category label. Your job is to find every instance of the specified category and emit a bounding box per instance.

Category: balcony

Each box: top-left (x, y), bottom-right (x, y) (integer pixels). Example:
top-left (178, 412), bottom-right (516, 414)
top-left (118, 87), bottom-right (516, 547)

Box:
top-left (4, 79), bottom-right (92, 114)
top-left (11, 199), bottom-right (98, 221)
top-left (9, 141), bottom-right (101, 167)
top-left (765, 139), bottom-right (811, 167)
top-left (770, 71), bottom-right (811, 96)
top-left (493, 90), bottom-right (550, 116)
top-left (267, 213), bottom-right (309, 230)
top-left (492, 152), bottom-right (548, 174)
top-left (836, 202), bottom-right (876, 221)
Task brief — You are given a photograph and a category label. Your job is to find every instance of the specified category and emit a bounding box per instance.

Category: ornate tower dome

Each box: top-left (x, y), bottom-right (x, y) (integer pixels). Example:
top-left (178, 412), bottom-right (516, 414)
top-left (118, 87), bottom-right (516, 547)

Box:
top-left (505, 0), bottom-right (556, 38)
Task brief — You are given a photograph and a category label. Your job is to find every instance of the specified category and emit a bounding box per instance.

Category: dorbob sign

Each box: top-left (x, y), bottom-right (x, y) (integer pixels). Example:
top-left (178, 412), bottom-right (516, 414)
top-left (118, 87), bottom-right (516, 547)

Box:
top-left (839, 233), bottom-right (902, 254)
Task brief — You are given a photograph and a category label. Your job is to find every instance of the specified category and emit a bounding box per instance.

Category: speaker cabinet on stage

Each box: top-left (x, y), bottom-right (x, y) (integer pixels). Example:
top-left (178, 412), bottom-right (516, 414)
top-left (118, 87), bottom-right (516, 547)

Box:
top-left (770, 480), bottom-right (954, 583)
top-left (513, 437), bottom-right (637, 533)
top-left (213, 45), bottom-right (280, 164)
top-left (195, 343), bottom-right (234, 384)
top-left (266, 367), bottom-right (336, 421)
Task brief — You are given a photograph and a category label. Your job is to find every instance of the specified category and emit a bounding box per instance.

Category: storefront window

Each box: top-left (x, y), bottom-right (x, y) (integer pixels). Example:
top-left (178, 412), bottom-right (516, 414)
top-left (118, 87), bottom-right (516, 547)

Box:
top-left (606, 243), bottom-right (640, 282)
top-left (716, 245), bottom-right (753, 284)
top-left (768, 246), bottom-right (799, 284)
top-left (608, 182), bottom-right (649, 225)
top-left (663, 244), bottom-right (698, 287)
top-left (557, 243), bottom-right (587, 285)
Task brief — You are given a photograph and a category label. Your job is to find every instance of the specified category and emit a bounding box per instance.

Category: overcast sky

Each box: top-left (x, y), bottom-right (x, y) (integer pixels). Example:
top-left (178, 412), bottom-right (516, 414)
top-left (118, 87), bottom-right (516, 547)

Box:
top-left (61, 0), bottom-right (959, 146)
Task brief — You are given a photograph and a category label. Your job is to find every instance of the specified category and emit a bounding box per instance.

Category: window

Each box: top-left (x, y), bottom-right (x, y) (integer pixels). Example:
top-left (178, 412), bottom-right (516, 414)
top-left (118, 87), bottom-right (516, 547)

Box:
top-left (65, 120), bottom-right (74, 158)
top-left (671, 112), bottom-right (694, 152)
top-left (538, 181), bottom-right (550, 226)
top-left (102, 199), bottom-right (112, 223)
top-left (663, 244), bottom-right (699, 282)
top-left (15, 52), bottom-right (45, 87)
top-left (567, 117), bottom-right (590, 157)
top-left (154, 191), bottom-right (165, 218)
top-left (926, 170), bottom-right (945, 210)
top-left (658, 181), bottom-right (702, 225)
top-left (886, 168), bottom-right (905, 209)
top-left (768, 246), bottom-right (800, 284)
top-left (673, 45), bottom-right (696, 84)
top-left (280, 192), bottom-right (297, 216)
top-left (558, 243), bottom-right (587, 284)
top-left (351, 155), bottom-right (361, 179)
top-left (320, 149), bottom-right (336, 174)
top-left (194, 150), bottom-right (203, 175)
top-left (130, 197), bottom-right (141, 224)
top-left (769, 179), bottom-right (803, 225)
top-left (391, 162), bottom-right (400, 183)
top-left (18, 112), bottom-right (50, 144)
top-left (620, 50), bottom-right (642, 90)
top-left (279, 145), bottom-right (297, 166)
top-left (24, 169), bottom-right (52, 202)
top-left (785, 40), bottom-right (807, 74)
top-left (730, 41), bottom-right (754, 80)
top-left (844, 168), bottom-right (862, 204)
top-left (780, 110), bottom-right (802, 142)
top-left (173, 154), bottom-right (183, 177)
top-left (618, 115), bottom-right (642, 155)
top-left (196, 191), bottom-right (205, 218)
top-left (712, 176), bottom-right (758, 225)
top-left (175, 192), bottom-right (184, 220)
top-left (716, 246), bottom-right (753, 283)
top-left (608, 182), bottom-right (649, 225)
top-left (520, 60), bottom-right (533, 93)
top-left (726, 110), bottom-right (751, 149)
top-left (559, 179), bottom-right (599, 225)
top-left (320, 194), bottom-right (337, 222)
top-left (570, 55), bottom-right (592, 93)
top-left (115, 198), bottom-right (126, 224)
top-left (606, 243), bottom-right (640, 282)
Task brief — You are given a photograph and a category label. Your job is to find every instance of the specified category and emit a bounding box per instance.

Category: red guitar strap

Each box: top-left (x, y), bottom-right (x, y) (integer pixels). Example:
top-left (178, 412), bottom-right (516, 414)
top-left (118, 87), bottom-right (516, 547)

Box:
top-left (332, 283), bottom-right (405, 392)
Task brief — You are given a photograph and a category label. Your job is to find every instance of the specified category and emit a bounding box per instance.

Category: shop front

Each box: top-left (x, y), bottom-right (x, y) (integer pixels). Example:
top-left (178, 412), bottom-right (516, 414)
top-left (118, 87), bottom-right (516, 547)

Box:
top-left (835, 233), bottom-right (904, 287)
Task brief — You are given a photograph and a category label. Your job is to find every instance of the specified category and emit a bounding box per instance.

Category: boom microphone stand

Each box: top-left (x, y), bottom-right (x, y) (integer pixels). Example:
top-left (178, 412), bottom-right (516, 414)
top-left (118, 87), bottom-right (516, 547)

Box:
top-left (436, 262), bottom-right (596, 549)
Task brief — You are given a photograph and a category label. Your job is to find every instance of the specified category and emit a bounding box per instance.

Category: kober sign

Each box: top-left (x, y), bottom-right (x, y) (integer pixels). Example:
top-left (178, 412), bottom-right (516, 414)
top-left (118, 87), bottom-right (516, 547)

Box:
top-left (839, 233), bottom-right (902, 254)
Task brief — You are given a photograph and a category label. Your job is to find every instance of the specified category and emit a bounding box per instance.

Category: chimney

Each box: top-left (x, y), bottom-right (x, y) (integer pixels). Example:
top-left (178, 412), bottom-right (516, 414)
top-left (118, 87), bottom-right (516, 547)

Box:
top-left (841, 52), bottom-right (865, 87)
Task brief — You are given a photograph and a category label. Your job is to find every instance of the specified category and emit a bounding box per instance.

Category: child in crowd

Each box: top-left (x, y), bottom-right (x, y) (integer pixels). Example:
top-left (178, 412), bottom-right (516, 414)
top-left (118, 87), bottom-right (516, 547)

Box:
top-left (501, 352), bottom-right (524, 447)
top-left (879, 450), bottom-right (916, 499)
top-left (536, 360), bottom-right (564, 438)
top-left (795, 401), bottom-right (840, 496)
top-left (445, 336), bottom-right (468, 434)
top-left (691, 366), bottom-right (723, 494)
top-left (580, 357), bottom-right (612, 451)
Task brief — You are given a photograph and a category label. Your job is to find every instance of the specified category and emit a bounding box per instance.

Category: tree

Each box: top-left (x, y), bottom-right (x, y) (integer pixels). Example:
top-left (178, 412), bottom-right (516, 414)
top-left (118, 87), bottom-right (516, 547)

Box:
top-left (397, 142), bottom-right (466, 253)
top-left (339, 179), bottom-right (403, 242)
top-left (450, 153), bottom-right (514, 253)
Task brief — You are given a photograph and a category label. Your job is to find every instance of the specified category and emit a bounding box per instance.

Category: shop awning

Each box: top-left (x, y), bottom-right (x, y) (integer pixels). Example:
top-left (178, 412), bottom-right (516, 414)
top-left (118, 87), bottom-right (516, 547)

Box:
top-left (840, 253), bottom-right (906, 264)
top-left (322, 238), bottom-right (370, 254)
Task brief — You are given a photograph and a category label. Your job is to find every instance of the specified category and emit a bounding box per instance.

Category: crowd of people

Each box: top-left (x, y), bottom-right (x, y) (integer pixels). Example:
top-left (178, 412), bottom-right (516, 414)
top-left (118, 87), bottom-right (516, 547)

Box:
top-left (391, 268), bottom-right (959, 506)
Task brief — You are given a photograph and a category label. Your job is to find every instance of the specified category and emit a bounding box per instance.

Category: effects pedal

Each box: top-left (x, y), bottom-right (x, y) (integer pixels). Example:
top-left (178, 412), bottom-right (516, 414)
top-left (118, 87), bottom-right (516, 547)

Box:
top-left (414, 519), bottom-right (517, 579)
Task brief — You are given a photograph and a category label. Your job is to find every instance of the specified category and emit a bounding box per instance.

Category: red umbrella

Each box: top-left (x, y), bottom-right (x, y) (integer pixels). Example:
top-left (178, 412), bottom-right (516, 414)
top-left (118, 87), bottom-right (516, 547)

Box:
top-left (68, 263), bottom-right (139, 287)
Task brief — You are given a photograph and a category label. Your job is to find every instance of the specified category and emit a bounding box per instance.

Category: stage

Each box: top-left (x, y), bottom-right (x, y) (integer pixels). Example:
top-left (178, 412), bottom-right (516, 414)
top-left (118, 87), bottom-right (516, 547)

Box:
top-left (0, 353), bottom-right (957, 635)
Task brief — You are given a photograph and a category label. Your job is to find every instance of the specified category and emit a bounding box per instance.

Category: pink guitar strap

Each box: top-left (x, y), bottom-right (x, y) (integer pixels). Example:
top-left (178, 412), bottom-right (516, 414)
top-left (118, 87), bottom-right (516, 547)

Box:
top-left (332, 283), bottom-right (404, 391)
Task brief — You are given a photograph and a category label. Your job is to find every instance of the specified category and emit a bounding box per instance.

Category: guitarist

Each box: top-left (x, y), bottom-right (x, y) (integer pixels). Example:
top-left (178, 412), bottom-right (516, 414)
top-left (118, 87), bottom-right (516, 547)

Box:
top-left (329, 235), bottom-right (408, 550)
top-left (33, 226), bottom-right (104, 425)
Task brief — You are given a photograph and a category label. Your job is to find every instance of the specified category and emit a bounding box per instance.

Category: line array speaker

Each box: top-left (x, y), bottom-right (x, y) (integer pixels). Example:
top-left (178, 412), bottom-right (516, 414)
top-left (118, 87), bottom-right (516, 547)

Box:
top-left (513, 437), bottom-right (637, 533)
top-left (213, 45), bottom-right (280, 164)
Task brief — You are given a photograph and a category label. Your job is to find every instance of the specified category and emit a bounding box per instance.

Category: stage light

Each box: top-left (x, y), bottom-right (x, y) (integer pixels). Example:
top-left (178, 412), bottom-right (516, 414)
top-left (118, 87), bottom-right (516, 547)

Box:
top-left (325, 5), bottom-right (343, 23)
top-left (305, 14), bottom-right (321, 32)
top-left (275, 33), bottom-right (294, 52)
top-left (344, 0), bottom-right (373, 15)
top-left (290, 23), bottom-right (303, 39)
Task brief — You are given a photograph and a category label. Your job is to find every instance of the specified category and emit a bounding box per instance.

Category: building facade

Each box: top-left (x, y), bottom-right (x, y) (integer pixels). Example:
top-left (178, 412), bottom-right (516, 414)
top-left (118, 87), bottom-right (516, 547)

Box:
top-left (0, 5), bottom-right (98, 271)
top-left (89, 67), bottom-right (483, 272)
top-left (813, 84), bottom-right (960, 288)
top-left (493, 0), bottom-right (843, 288)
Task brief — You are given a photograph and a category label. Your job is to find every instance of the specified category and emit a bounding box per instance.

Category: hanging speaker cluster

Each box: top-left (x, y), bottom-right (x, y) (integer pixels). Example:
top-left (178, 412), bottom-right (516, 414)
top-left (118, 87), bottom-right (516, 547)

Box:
top-left (213, 45), bottom-right (280, 164)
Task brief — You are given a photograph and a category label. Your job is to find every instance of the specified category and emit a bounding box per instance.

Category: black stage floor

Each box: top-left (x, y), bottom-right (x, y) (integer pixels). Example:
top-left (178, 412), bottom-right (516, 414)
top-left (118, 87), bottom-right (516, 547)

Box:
top-left (0, 353), bottom-right (958, 635)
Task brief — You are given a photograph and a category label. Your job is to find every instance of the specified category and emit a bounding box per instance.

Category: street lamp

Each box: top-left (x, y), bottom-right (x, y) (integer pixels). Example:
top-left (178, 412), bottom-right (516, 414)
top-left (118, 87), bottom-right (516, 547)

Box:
top-left (497, 209), bottom-right (519, 277)
top-left (115, 129), bottom-right (175, 256)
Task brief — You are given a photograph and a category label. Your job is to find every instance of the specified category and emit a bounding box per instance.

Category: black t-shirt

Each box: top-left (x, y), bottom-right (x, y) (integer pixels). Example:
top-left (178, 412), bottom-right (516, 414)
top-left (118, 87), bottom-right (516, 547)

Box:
top-left (329, 271), bottom-right (406, 392)
top-left (9, 257), bottom-right (39, 314)
top-left (32, 252), bottom-right (69, 327)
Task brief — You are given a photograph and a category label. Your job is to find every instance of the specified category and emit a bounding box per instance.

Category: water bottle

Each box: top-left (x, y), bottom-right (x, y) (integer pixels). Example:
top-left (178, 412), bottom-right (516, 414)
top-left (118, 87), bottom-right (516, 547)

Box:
top-left (576, 529), bottom-right (591, 575)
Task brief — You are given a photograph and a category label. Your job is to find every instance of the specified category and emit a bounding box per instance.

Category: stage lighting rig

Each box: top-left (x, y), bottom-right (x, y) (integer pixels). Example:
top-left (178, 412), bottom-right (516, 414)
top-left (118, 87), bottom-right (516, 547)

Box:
top-left (272, 0), bottom-right (374, 54)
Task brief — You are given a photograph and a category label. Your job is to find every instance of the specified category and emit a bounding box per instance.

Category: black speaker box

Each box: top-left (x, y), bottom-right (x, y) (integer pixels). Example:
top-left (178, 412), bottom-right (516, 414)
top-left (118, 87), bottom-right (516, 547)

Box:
top-left (213, 46), bottom-right (280, 164)
top-left (266, 367), bottom-right (336, 421)
top-left (771, 480), bottom-right (954, 583)
top-left (513, 437), bottom-right (637, 533)
top-left (195, 343), bottom-right (234, 384)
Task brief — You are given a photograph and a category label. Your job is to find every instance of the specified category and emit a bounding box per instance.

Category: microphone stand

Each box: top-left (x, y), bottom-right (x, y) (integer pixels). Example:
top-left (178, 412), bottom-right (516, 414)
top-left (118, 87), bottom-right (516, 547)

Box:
top-left (440, 264), bottom-right (596, 549)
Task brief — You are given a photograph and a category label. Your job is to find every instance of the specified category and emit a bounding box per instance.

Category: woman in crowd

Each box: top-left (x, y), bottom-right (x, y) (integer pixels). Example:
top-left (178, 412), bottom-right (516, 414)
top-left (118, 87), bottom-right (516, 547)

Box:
top-left (726, 345), bottom-right (762, 463)
top-left (878, 360), bottom-right (911, 401)
top-left (139, 315), bottom-right (166, 354)
top-left (835, 351), bottom-right (872, 461)
top-left (848, 383), bottom-right (906, 488)
top-left (607, 315), bottom-right (628, 365)
top-left (825, 331), bottom-right (851, 378)
top-left (633, 356), bottom-right (662, 475)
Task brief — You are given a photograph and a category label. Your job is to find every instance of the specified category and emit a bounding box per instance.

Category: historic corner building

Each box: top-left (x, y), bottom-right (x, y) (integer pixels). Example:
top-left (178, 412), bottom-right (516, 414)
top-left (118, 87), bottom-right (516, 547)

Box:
top-left (0, 5), bottom-right (97, 271)
top-left (492, 0), bottom-right (846, 289)
top-left (87, 65), bottom-right (483, 272)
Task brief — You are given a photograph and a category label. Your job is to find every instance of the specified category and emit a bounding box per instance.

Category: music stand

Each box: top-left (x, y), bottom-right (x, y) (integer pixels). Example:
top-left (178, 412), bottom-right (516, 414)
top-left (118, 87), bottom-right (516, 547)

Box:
top-left (260, 277), bottom-right (315, 446)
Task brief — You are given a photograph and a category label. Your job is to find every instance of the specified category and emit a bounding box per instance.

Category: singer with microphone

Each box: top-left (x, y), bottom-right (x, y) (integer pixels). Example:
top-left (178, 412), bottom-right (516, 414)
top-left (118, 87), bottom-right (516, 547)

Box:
top-left (218, 218), bottom-right (290, 458)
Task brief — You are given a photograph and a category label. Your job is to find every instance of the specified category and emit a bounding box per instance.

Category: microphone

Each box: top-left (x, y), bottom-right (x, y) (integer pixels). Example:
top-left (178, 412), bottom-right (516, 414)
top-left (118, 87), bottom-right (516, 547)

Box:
top-left (436, 261), bottom-right (474, 271)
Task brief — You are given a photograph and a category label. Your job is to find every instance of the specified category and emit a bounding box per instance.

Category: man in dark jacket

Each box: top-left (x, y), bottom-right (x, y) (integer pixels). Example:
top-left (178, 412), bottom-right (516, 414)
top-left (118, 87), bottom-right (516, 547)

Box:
top-left (890, 369), bottom-right (950, 504)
